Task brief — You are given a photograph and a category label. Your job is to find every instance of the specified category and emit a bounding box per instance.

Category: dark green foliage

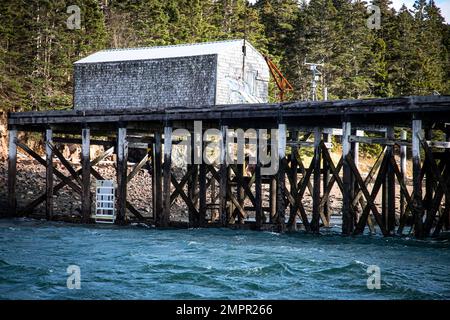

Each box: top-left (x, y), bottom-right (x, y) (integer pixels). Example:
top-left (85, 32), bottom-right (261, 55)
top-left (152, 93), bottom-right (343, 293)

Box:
top-left (0, 0), bottom-right (448, 115)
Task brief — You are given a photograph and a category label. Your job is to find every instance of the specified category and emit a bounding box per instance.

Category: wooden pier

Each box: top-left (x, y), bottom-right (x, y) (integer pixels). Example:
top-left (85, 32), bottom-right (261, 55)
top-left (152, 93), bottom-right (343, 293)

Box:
top-left (5, 95), bottom-right (450, 238)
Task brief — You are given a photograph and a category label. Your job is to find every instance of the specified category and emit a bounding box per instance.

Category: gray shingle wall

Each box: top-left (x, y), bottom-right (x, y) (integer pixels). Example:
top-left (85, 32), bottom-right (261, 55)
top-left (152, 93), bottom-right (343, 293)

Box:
top-left (74, 55), bottom-right (218, 110)
top-left (216, 45), bottom-right (270, 104)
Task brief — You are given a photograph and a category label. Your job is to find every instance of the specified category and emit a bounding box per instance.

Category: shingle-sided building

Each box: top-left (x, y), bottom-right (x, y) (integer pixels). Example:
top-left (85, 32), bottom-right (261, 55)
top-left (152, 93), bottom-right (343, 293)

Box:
top-left (73, 39), bottom-right (270, 110)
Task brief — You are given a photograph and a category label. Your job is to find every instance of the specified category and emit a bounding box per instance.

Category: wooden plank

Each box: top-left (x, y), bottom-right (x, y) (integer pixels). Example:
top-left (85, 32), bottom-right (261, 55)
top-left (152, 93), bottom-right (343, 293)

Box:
top-left (162, 126), bottom-right (172, 227)
top-left (348, 135), bottom-right (411, 146)
top-left (199, 155), bottom-right (207, 227)
top-left (45, 129), bottom-right (53, 220)
top-left (342, 121), bottom-right (354, 235)
top-left (386, 126), bottom-right (396, 233)
top-left (153, 132), bottom-right (163, 222)
top-left (127, 154), bottom-right (149, 183)
top-left (311, 127), bottom-right (321, 232)
top-left (255, 129), bottom-right (262, 229)
top-left (412, 119), bottom-right (424, 238)
top-left (81, 127), bottom-right (91, 223)
top-left (400, 130), bottom-right (407, 218)
top-left (8, 128), bottom-right (17, 217)
top-left (322, 132), bottom-right (331, 222)
top-left (219, 125), bottom-right (228, 226)
top-left (276, 124), bottom-right (287, 232)
top-left (288, 131), bottom-right (299, 230)
top-left (116, 126), bottom-right (128, 224)
top-left (48, 143), bottom-right (82, 186)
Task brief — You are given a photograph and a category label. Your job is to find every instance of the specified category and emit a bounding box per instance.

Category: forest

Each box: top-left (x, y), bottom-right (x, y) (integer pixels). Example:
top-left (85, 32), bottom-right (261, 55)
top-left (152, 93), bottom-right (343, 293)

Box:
top-left (0, 0), bottom-right (449, 113)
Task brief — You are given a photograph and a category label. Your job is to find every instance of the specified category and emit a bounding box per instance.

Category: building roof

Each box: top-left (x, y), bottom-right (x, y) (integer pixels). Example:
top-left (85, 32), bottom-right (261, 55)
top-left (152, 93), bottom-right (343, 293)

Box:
top-left (75, 39), bottom-right (261, 64)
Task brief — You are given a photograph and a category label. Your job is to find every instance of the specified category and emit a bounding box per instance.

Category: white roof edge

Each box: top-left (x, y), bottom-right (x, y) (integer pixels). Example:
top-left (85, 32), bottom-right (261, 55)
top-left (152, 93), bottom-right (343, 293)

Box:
top-left (75, 39), bottom-right (265, 64)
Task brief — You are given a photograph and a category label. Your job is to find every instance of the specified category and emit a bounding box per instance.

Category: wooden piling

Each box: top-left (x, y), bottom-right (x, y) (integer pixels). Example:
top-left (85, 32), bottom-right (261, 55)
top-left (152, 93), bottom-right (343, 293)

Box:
top-left (322, 132), bottom-right (331, 222)
top-left (153, 132), bottom-right (163, 222)
top-left (342, 121), bottom-right (353, 235)
top-left (116, 126), bottom-right (128, 224)
top-left (400, 129), bottom-right (407, 218)
top-left (81, 127), bottom-right (91, 223)
top-left (311, 127), bottom-right (321, 232)
top-left (7, 127), bottom-right (17, 217)
top-left (276, 124), bottom-right (287, 232)
top-left (386, 126), bottom-right (395, 233)
top-left (255, 129), bottom-right (262, 229)
top-left (412, 119), bottom-right (424, 237)
top-left (45, 128), bottom-right (53, 220)
top-left (162, 125), bottom-right (172, 227)
top-left (289, 131), bottom-right (299, 230)
top-left (219, 125), bottom-right (228, 226)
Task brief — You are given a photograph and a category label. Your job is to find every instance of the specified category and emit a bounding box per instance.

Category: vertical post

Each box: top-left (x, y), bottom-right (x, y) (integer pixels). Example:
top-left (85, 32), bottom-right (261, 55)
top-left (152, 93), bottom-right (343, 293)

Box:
top-left (289, 131), bottom-right (299, 230)
top-left (400, 130), bottom-right (407, 218)
top-left (311, 127), bottom-right (321, 232)
top-left (424, 128), bottom-right (433, 215)
top-left (199, 145), bottom-right (207, 227)
top-left (342, 121), bottom-right (353, 235)
top-left (269, 176), bottom-right (277, 223)
top-left (162, 125), bottom-right (172, 227)
top-left (116, 126), bottom-right (128, 224)
top-left (386, 126), bottom-right (395, 233)
top-left (219, 125), bottom-right (228, 226)
top-left (236, 162), bottom-right (245, 224)
top-left (45, 128), bottom-right (54, 221)
top-left (188, 134), bottom-right (198, 227)
top-left (153, 132), bottom-right (163, 223)
top-left (276, 124), bottom-right (286, 232)
top-left (322, 132), bottom-right (331, 222)
top-left (412, 119), bottom-right (424, 238)
top-left (255, 129), bottom-right (262, 229)
top-left (8, 127), bottom-right (17, 217)
top-left (81, 127), bottom-right (91, 223)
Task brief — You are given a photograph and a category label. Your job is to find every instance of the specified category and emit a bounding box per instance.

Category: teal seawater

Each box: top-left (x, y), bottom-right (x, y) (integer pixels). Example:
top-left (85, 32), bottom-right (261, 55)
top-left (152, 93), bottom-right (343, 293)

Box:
top-left (0, 218), bottom-right (449, 300)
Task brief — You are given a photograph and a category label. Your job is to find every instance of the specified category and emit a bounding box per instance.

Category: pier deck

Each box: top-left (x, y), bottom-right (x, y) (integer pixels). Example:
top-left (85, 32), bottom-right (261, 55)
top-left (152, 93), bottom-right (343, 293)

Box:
top-left (6, 95), bottom-right (450, 238)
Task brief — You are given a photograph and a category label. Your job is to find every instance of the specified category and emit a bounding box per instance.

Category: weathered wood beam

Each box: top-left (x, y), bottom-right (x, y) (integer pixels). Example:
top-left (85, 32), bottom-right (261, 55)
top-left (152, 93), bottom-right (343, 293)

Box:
top-left (8, 128), bottom-right (17, 217)
top-left (276, 124), bottom-right (287, 232)
top-left (255, 129), bottom-right (262, 229)
top-left (45, 129), bottom-right (53, 220)
top-left (116, 126), bottom-right (128, 224)
top-left (162, 125), bottom-right (172, 227)
top-left (311, 127), bottom-right (321, 232)
top-left (412, 119), bottom-right (424, 238)
top-left (153, 132), bottom-right (163, 221)
top-left (219, 125), bottom-right (228, 226)
top-left (81, 127), bottom-right (91, 223)
top-left (386, 126), bottom-right (396, 233)
top-left (342, 121), bottom-right (354, 235)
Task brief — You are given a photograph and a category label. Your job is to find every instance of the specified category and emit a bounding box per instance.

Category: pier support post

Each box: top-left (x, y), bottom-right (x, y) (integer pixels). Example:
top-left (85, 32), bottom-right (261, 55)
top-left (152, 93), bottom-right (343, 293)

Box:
top-left (255, 129), bottom-right (262, 230)
top-left (188, 134), bottom-right (198, 227)
top-left (117, 126), bottom-right (128, 224)
top-left (276, 124), bottom-right (287, 232)
top-left (311, 127), bottom-right (322, 232)
top-left (322, 131), bottom-right (331, 222)
top-left (219, 125), bottom-right (228, 226)
top-left (153, 132), bottom-right (163, 222)
top-left (386, 126), bottom-right (395, 233)
top-left (400, 129), bottom-right (407, 219)
top-left (288, 131), bottom-right (299, 231)
top-left (162, 125), bottom-right (172, 227)
top-left (412, 119), bottom-right (424, 238)
top-left (45, 128), bottom-right (54, 220)
top-left (81, 127), bottom-right (91, 223)
top-left (342, 121), bottom-right (354, 235)
top-left (7, 127), bottom-right (17, 217)
top-left (199, 155), bottom-right (207, 227)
